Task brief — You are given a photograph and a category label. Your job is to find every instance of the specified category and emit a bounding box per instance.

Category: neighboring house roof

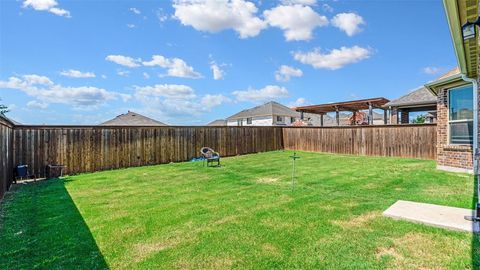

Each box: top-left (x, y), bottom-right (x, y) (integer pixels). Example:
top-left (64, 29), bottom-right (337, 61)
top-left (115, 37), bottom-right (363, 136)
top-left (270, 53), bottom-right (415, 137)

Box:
top-left (227, 101), bottom-right (299, 120)
top-left (385, 86), bottom-right (437, 107)
top-left (100, 111), bottom-right (167, 126)
top-left (0, 114), bottom-right (19, 126)
top-left (207, 119), bottom-right (227, 126)
top-left (435, 67), bottom-right (460, 81)
top-left (424, 67), bottom-right (463, 95)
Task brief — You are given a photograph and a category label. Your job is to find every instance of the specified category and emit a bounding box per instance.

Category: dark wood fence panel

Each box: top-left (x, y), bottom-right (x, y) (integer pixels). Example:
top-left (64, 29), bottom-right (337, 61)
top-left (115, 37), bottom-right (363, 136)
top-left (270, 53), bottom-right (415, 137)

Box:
top-left (12, 126), bottom-right (284, 178)
top-left (282, 124), bottom-right (437, 160)
top-left (0, 117), bottom-right (14, 199)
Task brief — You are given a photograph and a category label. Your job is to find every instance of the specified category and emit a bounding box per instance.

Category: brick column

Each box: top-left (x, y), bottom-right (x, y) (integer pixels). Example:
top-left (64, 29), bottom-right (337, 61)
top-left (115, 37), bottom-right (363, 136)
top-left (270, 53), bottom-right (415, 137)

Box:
top-left (390, 107), bottom-right (398, 124)
top-left (400, 110), bottom-right (409, 124)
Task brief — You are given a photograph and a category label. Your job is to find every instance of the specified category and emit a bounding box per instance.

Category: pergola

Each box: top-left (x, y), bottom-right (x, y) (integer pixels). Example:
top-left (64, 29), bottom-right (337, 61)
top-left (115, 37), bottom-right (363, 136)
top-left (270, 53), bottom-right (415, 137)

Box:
top-left (294, 97), bottom-right (390, 126)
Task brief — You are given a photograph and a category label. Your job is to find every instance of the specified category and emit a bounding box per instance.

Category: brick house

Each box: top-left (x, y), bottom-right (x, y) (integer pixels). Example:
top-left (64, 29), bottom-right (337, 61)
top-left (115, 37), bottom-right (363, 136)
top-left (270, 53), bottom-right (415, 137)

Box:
top-left (425, 0), bottom-right (479, 174)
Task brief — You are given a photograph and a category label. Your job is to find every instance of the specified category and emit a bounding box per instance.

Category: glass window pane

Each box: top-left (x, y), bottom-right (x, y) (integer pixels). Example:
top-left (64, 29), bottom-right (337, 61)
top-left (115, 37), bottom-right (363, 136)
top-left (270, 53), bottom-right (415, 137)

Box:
top-left (449, 85), bottom-right (473, 121)
top-left (450, 121), bottom-right (473, 144)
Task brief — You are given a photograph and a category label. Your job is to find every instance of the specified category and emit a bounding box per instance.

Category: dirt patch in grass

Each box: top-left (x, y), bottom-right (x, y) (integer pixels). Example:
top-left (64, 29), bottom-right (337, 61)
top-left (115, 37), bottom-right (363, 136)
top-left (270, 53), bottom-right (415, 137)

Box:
top-left (176, 256), bottom-right (235, 269)
top-left (256, 177), bottom-right (280, 184)
top-left (262, 243), bottom-right (281, 257)
top-left (375, 246), bottom-right (402, 260)
top-left (377, 232), bottom-right (470, 269)
top-left (133, 242), bottom-right (168, 262)
top-left (332, 211), bottom-right (380, 229)
top-left (213, 215), bottom-right (238, 225)
top-left (422, 184), bottom-right (469, 199)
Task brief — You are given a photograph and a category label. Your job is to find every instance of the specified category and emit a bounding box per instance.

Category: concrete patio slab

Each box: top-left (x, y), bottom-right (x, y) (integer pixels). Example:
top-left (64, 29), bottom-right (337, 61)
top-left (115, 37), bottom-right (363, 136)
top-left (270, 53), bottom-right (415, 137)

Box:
top-left (383, 200), bottom-right (479, 233)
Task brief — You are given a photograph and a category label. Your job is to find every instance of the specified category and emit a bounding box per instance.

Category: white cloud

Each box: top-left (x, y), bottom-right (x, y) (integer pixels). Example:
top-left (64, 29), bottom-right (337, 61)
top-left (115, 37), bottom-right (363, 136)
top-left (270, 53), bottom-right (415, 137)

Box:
top-left (134, 83), bottom-right (228, 117)
top-left (101, 75), bottom-right (107, 79)
top-left (117, 70), bottom-right (130, 77)
top-left (331, 13), bottom-right (365, 36)
top-left (173, 0), bottom-right (267, 38)
top-left (232, 85), bottom-right (289, 103)
top-left (264, 4), bottom-right (328, 41)
top-left (143, 72), bottom-right (150, 79)
top-left (22, 0), bottom-right (70, 17)
top-left (126, 24), bottom-right (136, 28)
top-left (130, 7), bottom-right (141, 15)
top-left (23, 74), bottom-right (54, 85)
top-left (0, 75), bottom-right (128, 107)
top-left (201, 94), bottom-right (231, 109)
top-left (210, 62), bottom-right (224, 80)
top-left (60, 69), bottom-right (96, 78)
top-left (27, 100), bottom-right (48, 110)
top-left (422, 66), bottom-right (442, 75)
top-left (156, 8), bottom-right (168, 22)
top-left (281, 0), bottom-right (317, 5)
top-left (106, 55), bottom-right (141, 68)
top-left (275, 65), bottom-right (303, 82)
top-left (293, 46), bottom-right (372, 70)
top-left (288, 97), bottom-right (308, 107)
top-left (134, 84), bottom-right (196, 100)
top-left (142, 55), bottom-right (202, 79)
top-left (322, 3), bottom-right (333, 13)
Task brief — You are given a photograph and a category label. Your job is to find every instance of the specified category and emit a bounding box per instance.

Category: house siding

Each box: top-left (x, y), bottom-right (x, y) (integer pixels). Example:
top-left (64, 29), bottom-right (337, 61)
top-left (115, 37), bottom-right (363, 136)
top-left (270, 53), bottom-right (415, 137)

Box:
top-left (227, 116), bottom-right (273, 126)
top-left (227, 115), bottom-right (296, 126)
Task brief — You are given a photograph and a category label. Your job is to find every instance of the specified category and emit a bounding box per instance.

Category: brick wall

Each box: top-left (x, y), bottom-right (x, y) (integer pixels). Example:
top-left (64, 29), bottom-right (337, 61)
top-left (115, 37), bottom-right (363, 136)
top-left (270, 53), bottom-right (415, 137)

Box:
top-left (390, 108), bottom-right (398, 124)
top-left (400, 111), bottom-right (409, 124)
top-left (436, 87), bottom-right (473, 171)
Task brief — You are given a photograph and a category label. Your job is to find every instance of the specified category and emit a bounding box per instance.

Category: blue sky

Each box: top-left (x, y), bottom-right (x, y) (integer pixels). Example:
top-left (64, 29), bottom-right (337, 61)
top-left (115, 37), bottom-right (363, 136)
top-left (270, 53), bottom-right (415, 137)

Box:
top-left (0, 0), bottom-right (456, 125)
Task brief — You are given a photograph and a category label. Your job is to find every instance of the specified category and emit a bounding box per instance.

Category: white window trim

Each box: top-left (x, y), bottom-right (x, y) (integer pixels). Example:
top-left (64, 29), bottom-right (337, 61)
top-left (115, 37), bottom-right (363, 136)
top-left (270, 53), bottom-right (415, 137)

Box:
top-left (447, 84), bottom-right (473, 146)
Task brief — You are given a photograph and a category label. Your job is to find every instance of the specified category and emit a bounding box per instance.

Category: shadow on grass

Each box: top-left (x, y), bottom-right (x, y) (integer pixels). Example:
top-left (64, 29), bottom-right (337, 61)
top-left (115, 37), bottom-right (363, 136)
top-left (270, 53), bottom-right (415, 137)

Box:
top-left (0, 179), bottom-right (108, 269)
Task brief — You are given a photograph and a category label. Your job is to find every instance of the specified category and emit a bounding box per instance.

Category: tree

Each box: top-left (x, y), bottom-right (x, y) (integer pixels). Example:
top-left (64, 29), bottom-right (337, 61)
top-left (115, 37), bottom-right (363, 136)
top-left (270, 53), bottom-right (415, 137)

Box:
top-left (0, 98), bottom-right (8, 116)
top-left (411, 114), bottom-right (426, 124)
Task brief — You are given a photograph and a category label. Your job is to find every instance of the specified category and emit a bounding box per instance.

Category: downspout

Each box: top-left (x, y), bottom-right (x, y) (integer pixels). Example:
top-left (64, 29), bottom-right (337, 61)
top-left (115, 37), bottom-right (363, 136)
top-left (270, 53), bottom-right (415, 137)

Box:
top-left (461, 74), bottom-right (479, 220)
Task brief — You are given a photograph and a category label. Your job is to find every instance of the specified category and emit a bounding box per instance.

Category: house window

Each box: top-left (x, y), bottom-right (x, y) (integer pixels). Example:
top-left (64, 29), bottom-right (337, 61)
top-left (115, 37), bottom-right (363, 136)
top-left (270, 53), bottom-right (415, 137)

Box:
top-left (237, 119), bottom-right (243, 126)
top-left (246, 118), bottom-right (252, 124)
top-left (449, 85), bottom-right (473, 145)
top-left (276, 116), bottom-right (284, 123)
top-left (290, 117), bottom-right (295, 123)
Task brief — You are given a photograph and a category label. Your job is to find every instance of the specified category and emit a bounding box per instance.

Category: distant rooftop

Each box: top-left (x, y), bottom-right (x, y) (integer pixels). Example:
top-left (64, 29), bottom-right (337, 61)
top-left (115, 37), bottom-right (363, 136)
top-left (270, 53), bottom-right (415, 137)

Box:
top-left (385, 86), bottom-right (437, 107)
top-left (435, 67), bottom-right (460, 81)
top-left (227, 101), bottom-right (299, 120)
top-left (100, 111), bottom-right (167, 126)
top-left (207, 119), bottom-right (227, 126)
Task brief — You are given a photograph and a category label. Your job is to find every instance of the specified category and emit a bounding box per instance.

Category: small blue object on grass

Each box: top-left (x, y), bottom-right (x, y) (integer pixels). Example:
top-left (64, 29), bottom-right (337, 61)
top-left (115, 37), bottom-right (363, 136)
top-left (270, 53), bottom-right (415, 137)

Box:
top-left (190, 157), bottom-right (205, 162)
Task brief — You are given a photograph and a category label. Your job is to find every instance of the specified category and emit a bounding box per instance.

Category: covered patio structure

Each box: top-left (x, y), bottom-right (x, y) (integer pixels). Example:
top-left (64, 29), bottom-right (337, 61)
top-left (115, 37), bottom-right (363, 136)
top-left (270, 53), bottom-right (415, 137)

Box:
top-left (384, 86), bottom-right (438, 124)
top-left (294, 97), bottom-right (390, 126)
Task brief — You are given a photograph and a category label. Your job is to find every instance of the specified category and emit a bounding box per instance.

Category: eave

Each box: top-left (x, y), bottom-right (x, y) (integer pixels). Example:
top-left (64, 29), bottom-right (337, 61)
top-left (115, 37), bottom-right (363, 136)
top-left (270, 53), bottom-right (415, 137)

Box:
top-left (443, 0), bottom-right (479, 79)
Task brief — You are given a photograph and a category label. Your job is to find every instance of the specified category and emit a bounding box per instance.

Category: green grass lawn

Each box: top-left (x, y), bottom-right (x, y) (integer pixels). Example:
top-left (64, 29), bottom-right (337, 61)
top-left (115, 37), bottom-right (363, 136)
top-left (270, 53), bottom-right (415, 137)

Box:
top-left (1, 151), bottom-right (478, 269)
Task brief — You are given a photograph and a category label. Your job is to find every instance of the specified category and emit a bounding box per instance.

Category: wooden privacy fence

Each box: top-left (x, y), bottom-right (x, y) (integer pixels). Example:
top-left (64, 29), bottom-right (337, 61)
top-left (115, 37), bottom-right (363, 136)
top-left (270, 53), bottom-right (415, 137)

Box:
top-left (283, 124), bottom-right (437, 160)
top-left (0, 122), bottom-right (437, 199)
top-left (0, 117), bottom-right (14, 199)
top-left (13, 126), bottom-right (284, 178)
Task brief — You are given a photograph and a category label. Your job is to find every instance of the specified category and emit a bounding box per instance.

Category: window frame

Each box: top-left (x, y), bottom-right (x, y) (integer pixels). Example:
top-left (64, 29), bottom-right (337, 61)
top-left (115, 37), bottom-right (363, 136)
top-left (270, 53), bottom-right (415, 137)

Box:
top-left (447, 84), bottom-right (474, 145)
top-left (246, 117), bottom-right (252, 125)
top-left (237, 119), bottom-right (243, 126)
top-left (276, 115), bottom-right (284, 123)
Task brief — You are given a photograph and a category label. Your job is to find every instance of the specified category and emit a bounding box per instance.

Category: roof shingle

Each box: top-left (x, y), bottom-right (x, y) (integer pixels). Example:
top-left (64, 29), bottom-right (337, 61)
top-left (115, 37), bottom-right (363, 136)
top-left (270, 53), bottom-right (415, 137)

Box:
top-left (100, 111), bottom-right (167, 126)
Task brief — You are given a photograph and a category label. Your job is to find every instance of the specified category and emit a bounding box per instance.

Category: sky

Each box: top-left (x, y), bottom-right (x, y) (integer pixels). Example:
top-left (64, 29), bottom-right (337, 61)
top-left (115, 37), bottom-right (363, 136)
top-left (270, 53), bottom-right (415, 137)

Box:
top-left (0, 0), bottom-right (457, 125)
